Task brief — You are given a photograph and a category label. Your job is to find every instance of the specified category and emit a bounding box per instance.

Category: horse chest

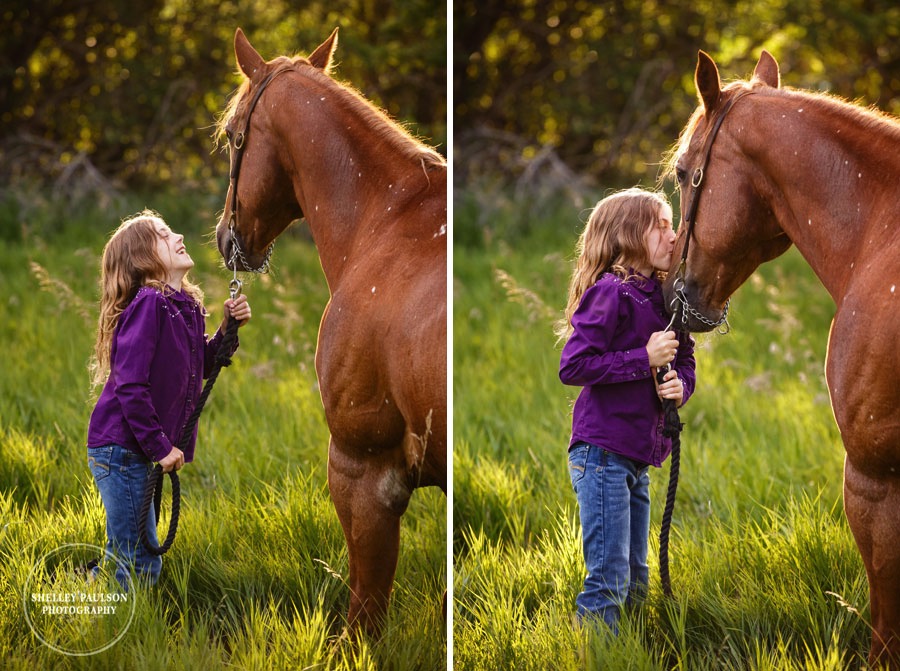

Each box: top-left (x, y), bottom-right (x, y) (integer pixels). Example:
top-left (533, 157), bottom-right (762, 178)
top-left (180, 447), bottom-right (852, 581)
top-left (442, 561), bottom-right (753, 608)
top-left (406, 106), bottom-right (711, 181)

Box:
top-left (314, 301), bottom-right (407, 450)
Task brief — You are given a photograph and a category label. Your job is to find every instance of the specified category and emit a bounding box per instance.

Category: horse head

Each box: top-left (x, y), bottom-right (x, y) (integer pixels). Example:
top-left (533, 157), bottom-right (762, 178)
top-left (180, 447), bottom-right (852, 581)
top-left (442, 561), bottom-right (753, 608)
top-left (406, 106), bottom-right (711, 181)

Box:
top-left (663, 50), bottom-right (793, 331)
top-left (216, 28), bottom-right (339, 271)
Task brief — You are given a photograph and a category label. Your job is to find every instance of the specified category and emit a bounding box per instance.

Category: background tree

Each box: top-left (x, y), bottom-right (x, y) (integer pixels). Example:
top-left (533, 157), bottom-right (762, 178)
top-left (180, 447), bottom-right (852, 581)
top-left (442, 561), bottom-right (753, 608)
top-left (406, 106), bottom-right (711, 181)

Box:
top-left (0, 0), bottom-right (446, 198)
top-left (454, 0), bottom-right (900, 211)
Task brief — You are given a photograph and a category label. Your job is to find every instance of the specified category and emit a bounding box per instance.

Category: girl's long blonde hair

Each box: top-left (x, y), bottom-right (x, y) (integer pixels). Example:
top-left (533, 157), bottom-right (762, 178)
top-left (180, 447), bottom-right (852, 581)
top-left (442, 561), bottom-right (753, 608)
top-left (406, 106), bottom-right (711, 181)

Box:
top-left (90, 210), bottom-right (204, 388)
top-left (555, 188), bottom-right (671, 342)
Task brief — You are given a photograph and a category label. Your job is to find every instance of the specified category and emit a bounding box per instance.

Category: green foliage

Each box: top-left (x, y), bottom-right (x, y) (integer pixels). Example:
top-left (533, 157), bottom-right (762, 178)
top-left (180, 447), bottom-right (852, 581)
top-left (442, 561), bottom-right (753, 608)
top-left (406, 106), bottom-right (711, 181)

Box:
top-left (453, 200), bottom-right (870, 668)
top-left (1, 0), bottom-right (445, 193)
top-left (0, 195), bottom-right (446, 669)
top-left (455, 1), bottom-right (900, 190)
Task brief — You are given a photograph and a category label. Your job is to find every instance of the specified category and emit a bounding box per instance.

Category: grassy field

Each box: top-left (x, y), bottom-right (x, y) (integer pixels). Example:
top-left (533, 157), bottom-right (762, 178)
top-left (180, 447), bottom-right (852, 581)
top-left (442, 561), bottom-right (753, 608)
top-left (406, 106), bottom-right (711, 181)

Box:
top-left (452, 196), bottom-right (871, 669)
top-left (0, 193), bottom-right (446, 670)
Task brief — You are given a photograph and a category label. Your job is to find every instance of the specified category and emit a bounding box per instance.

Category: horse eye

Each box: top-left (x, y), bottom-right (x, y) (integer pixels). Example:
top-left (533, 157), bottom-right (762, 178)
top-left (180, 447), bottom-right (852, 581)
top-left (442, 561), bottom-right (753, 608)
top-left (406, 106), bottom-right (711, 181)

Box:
top-left (676, 167), bottom-right (687, 184)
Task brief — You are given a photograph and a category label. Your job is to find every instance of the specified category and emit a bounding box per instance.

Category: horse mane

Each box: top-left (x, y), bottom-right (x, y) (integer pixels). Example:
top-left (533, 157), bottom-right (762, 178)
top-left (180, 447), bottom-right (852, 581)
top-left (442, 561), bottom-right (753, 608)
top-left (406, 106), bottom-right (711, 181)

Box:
top-left (662, 77), bottom-right (900, 184)
top-left (216, 56), bottom-right (446, 169)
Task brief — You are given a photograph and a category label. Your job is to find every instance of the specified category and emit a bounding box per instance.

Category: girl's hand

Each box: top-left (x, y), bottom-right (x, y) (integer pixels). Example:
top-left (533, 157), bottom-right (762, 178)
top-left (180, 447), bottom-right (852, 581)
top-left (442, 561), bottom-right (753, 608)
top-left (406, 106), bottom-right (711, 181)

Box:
top-left (657, 369), bottom-right (684, 406)
top-left (159, 446), bottom-right (185, 473)
top-left (646, 330), bottom-right (678, 368)
top-left (223, 295), bottom-right (252, 328)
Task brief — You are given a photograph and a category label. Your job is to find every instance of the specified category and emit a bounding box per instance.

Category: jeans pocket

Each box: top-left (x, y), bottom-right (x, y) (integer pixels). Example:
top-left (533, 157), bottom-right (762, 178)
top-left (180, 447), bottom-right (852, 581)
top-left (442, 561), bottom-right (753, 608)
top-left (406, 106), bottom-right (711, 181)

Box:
top-left (568, 443), bottom-right (590, 488)
top-left (87, 446), bottom-right (114, 483)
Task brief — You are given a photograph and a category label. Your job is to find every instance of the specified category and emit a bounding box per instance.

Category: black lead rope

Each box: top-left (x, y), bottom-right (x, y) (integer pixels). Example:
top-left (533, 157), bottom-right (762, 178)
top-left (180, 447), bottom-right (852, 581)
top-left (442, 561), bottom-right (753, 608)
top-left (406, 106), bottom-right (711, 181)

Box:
top-left (656, 90), bottom-right (755, 593)
top-left (138, 311), bottom-right (241, 556)
top-left (657, 366), bottom-right (684, 598)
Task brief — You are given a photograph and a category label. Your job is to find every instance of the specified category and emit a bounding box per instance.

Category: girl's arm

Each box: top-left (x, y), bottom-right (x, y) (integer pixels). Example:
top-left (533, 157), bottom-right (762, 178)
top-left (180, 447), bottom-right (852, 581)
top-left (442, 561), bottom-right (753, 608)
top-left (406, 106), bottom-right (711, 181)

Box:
top-left (674, 331), bottom-right (697, 406)
top-left (559, 282), bottom-right (653, 387)
top-left (203, 295), bottom-right (251, 376)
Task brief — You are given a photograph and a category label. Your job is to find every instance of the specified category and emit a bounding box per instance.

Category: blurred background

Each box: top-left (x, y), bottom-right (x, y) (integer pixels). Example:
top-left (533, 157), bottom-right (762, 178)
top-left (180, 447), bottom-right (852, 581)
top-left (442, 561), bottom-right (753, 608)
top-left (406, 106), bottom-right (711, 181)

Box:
top-left (454, 0), bottom-right (900, 243)
top-left (0, 0), bottom-right (446, 233)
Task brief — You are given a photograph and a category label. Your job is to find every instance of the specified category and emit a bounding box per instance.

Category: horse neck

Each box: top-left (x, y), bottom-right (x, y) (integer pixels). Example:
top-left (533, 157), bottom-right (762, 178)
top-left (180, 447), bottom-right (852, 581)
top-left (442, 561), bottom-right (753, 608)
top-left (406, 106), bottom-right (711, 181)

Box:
top-left (741, 92), bottom-right (900, 301)
top-left (274, 70), bottom-right (441, 291)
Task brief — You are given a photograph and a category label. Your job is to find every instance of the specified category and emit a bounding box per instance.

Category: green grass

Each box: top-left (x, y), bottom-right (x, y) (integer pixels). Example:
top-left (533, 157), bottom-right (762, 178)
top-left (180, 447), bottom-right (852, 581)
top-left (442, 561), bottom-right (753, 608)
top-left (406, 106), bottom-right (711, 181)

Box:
top-left (452, 199), bottom-right (870, 669)
top-left (0, 195), bottom-right (445, 670)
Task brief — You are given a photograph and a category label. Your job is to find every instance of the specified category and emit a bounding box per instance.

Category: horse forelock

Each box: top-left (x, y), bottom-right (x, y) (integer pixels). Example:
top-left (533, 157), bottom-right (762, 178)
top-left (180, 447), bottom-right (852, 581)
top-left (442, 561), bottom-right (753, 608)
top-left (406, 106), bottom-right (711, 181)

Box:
top-left (214, 78), bottom-right (251, 149)
top-left (215, 57), bottom-right (445, 169)
top-left (662, 81), bottom-right (758, 181)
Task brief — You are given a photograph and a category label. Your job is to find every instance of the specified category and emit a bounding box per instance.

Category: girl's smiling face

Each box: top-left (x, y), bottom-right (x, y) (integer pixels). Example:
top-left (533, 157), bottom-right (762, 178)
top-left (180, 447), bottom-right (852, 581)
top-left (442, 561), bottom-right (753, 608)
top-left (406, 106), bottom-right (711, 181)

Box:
top-left (154, 223), bottom-right (194, 287)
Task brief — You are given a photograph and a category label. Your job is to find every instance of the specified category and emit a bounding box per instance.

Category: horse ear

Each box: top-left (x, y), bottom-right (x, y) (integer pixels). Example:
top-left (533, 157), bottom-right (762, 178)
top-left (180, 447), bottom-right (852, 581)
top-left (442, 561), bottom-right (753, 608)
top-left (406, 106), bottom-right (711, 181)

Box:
top-left (753, 49), bottom-right (780, 88)
top-left (234, 28), bottom-right (266, 82)
top-left (695, 50), bottom-right (722, 114)
top-left (308, 27), bottom-right (339, 73)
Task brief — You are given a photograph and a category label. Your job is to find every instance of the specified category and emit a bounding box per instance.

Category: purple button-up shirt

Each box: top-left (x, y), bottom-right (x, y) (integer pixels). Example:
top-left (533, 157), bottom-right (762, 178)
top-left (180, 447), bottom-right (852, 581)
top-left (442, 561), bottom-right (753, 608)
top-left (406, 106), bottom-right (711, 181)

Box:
top-left (87, 286), bottom-right (235, 463)
top-left (559, 272), bottom-right (695, 467)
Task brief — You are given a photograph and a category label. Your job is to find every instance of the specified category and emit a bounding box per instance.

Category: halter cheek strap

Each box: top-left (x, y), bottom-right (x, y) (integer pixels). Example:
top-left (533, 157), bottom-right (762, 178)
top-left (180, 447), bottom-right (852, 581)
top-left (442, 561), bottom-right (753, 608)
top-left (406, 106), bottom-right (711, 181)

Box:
top-left (226, 66), bottom-right (295, 274)
top-left (671, 89), bottom-right (755, 332)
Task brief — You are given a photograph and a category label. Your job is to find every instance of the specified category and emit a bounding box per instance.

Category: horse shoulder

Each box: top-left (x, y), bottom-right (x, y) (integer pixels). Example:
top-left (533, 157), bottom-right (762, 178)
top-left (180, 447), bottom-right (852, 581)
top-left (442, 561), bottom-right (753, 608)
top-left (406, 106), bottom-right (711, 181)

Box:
top-left (826, 270), bottom-right (900, 474)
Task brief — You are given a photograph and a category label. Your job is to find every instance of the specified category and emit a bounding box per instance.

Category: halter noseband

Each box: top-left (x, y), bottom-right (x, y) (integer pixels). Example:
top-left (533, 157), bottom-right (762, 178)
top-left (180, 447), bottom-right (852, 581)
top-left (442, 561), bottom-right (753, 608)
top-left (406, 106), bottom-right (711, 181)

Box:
top-left (226, 65), bottom-right (294, 275)
top-left (670, 89), bottom-right (755, 334)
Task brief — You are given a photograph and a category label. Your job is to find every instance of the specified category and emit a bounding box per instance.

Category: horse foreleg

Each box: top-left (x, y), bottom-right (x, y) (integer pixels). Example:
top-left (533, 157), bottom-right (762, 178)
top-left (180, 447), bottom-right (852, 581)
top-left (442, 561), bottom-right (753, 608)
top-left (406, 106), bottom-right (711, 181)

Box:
top-left (328, 440), bottom-right (410, 637)
top-left (844, 456), bottom-right (900, 666)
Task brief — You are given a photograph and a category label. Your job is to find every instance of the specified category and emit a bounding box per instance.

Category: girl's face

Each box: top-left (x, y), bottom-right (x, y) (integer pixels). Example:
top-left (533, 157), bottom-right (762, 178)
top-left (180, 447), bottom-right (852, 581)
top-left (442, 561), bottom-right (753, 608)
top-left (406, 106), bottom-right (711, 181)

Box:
top-left (153, 221), bottom-right (194, 286)
top-left (643, 204), bottom-right (676, 273)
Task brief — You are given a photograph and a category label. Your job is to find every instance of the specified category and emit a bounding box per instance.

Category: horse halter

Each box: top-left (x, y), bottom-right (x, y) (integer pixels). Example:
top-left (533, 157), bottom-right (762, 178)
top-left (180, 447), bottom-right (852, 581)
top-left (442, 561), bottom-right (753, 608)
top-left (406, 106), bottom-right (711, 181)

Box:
top-left (669, 89), bottom-right (755, 334)
top-left (225, 65), bottom-right (294, 276)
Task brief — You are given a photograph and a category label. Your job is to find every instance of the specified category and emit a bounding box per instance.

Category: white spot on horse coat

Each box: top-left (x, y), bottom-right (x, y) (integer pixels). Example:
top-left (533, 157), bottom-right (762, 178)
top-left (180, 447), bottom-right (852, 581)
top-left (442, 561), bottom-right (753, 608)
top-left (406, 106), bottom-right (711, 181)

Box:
top-left (891, 285), bottom-right (896, 295)
top-left (798, 108), bottom-right (804, 113)
top-left (371, 286), bottom-right (376, 294)
top-left (434, 223), bottom-right (447, 238)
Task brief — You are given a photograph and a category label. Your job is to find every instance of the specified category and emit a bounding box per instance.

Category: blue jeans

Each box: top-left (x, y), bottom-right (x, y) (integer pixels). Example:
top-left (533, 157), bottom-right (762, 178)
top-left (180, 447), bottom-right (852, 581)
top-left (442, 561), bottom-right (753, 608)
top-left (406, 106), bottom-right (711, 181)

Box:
top-left (87, 445), bottom-right (161, 589)
top-left (568, 442), bottom-right (650, 632)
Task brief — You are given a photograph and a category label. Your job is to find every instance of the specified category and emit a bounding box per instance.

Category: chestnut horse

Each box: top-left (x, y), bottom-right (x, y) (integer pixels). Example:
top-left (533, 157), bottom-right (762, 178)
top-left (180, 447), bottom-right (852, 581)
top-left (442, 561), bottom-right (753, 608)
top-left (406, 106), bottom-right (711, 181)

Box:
top-left (665, 50), bottom-right (900, 665)
top-left (215, 28), bottom-right (446, 635)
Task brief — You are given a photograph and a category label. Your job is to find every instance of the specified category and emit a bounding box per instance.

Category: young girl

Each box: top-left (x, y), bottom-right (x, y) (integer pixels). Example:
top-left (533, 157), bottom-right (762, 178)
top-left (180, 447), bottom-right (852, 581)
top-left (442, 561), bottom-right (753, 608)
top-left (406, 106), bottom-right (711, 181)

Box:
top-left (86, 210), bottom-right (252, 587)
top-left (557, 187), bottom-right (695, 632)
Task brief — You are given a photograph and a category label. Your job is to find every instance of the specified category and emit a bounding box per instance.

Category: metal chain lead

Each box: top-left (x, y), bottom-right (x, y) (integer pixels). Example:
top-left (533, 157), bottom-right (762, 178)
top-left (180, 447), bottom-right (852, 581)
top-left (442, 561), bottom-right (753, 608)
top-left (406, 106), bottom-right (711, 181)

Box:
top-left (674, 288), bottom-right (731, 334)
top-left (229, 221), bottom-right (275, 275)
